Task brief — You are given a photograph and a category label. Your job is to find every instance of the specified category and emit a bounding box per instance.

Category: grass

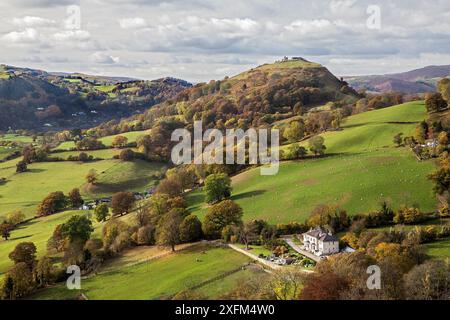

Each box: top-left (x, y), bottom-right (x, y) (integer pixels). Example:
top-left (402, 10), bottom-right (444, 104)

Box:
top-left (82, 160), bottom-right (167, 198)
top-left (188, 101), bottom-right (437, 223)
top-left (193, 268), bottom-right (268, 299)
top-left (0, 146), bottom-right (18, 160)
top-left (99, 130), bottom-right (149, 147)
top-left (0, 159), bottom-right (119, 217)
top-left (425, 238), bottom-right (450, 260)
top-left (235, 244), bottom-right (273, 257)
top-left (31, 243), bottom-right (251, 300)
top-left (55, 130), bottom-right (149, 150)
top-left (54, 141), bottom-right (76, 150)
top-left (0, 210), bottom-right (96, 277)
top-left (0, 134), bottom-right (34, 143)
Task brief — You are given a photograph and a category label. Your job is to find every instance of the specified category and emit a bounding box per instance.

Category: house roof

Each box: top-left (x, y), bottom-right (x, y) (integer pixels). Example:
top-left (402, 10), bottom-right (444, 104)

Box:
top-left (304, 227), bottom-right (338, 242)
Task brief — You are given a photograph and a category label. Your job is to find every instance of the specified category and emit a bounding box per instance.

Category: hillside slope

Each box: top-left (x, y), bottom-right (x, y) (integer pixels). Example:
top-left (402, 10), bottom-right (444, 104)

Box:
top-left (0, 65), bottom-right (191, 131)
top-left (345, 65), bottom-right (450, 93)
top-left (188, 101), bottom-right (436, 223)
top-left (95, 58), bottom-right (360, 137)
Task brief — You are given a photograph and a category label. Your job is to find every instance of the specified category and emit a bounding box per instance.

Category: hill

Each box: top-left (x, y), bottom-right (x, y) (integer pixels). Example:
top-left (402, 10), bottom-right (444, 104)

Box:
top-left (30, 243), bottom-right (260, 300)
top-left (92, 57), bottom-right (360, 139)
top-left (187, 101), bottom-right (437, 223)
top-left (345, 65), bottom-right (450, 93)
top-left (0, 65), bottom-right (191, 131)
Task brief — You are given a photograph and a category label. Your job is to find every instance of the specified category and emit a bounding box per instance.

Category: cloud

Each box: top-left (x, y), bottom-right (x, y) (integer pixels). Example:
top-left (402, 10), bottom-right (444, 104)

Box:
top-left (91, 52), bottom-right (120, 64)
top-left (2, 28), bottom-right (40, 44)
top-left (13, 0), bottom-right (80, 7)
top-left (53, 30), bottom-right (91, 41)
top-left (1, 0), bottom-right (450, 82)
top-left (12, 16), bottom-right (57, 27)
top-left (119, 17), bottom-right (147, 29)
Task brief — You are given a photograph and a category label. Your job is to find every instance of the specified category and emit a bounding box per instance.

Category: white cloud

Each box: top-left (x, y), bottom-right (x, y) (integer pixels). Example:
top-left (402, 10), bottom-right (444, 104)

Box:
top-left (12, 16), bottom-right (56, 27)
top-left (2, 28), bottom-right (40, 43)
top-left (91, 52), bottom-right (120, 64)
top-left (119, 17), bottom-right (147, 29)
top-left (52, 30), bottom-right (91, 41)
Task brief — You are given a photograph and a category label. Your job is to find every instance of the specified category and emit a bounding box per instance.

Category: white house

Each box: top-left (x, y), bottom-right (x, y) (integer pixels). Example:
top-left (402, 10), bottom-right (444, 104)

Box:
top-left (302, 227), bottom-right (339, 257)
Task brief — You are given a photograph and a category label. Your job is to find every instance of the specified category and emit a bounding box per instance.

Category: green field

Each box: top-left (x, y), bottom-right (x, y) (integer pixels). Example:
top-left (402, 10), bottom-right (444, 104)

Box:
top-left (0, 146), bottom-right (18, 160)
top-left (188, 101), bottom-right (437, 223)
top-left (82, 160), bottom-right (167, 198)
top-left (0, 158), bottom-right (166, 218)
top-left (0, 210), bottom-right (96, 277)
top-left (0, 134), bottom-right (34, 143)
top-left (31, 243), bottom-right (251, 300)
top-left (425, 238), bottom-right (450, 260)
top-left (99, 130), bottom-right (149, 146)
top-left (0, 159), bottom-right (118, 217)
top-left (55, 130), bottom-right (149, 150)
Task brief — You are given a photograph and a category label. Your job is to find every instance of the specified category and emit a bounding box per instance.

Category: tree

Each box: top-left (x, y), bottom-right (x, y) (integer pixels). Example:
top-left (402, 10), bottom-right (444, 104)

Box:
top-left (179, 215), bottom-right (203, 243)
top-left (7, 262), bottom-right (35, 299)
top-left (94, 203), bottom-right (110, 222)
top-left (284, 143), bottom-right (307, 160)
top-left (239, 221), bottom-right (259, 250)
top-left (425, 92), bottom-right (447, 113)
top-left (34, 256), bottom-right (54, 288)
top-left (156, 176), bottom-right (183, 198)
top-left (428, 166), bottom-right (450, 196)
top-left (156, 209), bottom-right (183, 251)
top-left (111, 192), bottom-right (135, 216)
top-left (102, 219), bottom-right (129, 250)
top-left (1, 274), bottom-right (14, 300)
top-left (438, 78), bottom-right (450, 107)
top-left (270, 268), bottom-right (306, 300)
top-left (204, 173), bottom-right (232, 204)
top-left (438, 131), bottom-right (449, 146)
top-left (68, 188), bottom-right (84, 208)
top-left (0, 223), bottom-right (13, 240)
top-left (85, 169), bottom-right (98, 185)
top-left (36, 191), bottom-right (67, 216)
top-left (203, 200), bottom-right (243, 239)
top-left (393, 133), bottom-right (404, 147)
top-left (283, 121), bottom-right (305, 143)
top-left (119, 149), bottom-right (135, 161)
top-left (60, 215), bottom-right (94, 243)
top-left (112, 135), bottom-right (129, 148)
top-left (299, 272), bottom-right (349, 300)
top-left (308, 136), bottom-right (326, 156)
top-left (404, 260), bottom-right (450, 300)
top-left (8, 242), bottom-right (37, 268)
top-left (6, 211), bottom-right (25, 226)
top-left (78, 152), bottom-right (90, 162)
top-left (415, 121), bottom-right (428, 144)
top-left (16, 160), bottom-right (27, 173)
top-left (136, 225), bottom-right (156, 245)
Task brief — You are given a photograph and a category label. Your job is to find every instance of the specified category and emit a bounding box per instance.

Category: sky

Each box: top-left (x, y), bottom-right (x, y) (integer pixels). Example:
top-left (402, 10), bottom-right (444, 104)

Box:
top-left (1, 0), bottom-right (450, 83)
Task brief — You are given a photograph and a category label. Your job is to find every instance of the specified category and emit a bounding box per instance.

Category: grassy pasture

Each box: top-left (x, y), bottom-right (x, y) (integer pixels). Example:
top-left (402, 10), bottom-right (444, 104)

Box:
top-left (99, 130), bottom-right (149, 146)
top-left (0, 134), bottom-right (34, 143)
top-left (0, 159), bottom-right (119, 217)
top-left (82, 160), bottom-right (167, 198)
top-left (31, 243), bottom-right (251, 300)
top-left (425, 238), bottom-right (450, 260)
top-left (0, 210), bottom-right (96, 277)
top-left (188, 101), bottom-right (437, 223)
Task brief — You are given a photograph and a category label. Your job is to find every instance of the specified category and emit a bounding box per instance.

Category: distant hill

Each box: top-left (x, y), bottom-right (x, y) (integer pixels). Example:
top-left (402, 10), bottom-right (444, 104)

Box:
top-left (345, 65), bottom-right (450, 94)
top-left (0, 65), bottom-right (191, 131)
top-left (102, 57), bottom-right (360, 136)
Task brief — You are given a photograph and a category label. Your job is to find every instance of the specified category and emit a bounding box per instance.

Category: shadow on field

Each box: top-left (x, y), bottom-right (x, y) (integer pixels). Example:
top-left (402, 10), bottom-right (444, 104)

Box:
top-left (232, 190), bottom-right (266, 201)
